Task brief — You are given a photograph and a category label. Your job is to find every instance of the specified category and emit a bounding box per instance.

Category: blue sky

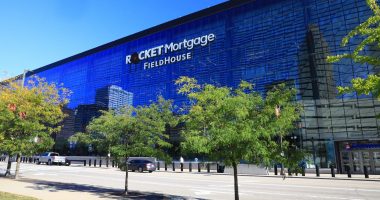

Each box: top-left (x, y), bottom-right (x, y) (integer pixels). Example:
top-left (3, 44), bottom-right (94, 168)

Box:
top-left (0, 0), bottom-right (226, 78)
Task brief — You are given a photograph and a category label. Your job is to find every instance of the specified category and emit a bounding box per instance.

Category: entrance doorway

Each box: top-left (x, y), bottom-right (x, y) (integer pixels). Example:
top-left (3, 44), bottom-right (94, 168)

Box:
top-left (340, 150), bottom-right (380, 174)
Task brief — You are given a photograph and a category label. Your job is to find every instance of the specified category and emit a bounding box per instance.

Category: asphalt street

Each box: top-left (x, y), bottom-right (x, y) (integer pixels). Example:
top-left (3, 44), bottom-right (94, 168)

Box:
top-left (1, 162), bottom-right (380, 200)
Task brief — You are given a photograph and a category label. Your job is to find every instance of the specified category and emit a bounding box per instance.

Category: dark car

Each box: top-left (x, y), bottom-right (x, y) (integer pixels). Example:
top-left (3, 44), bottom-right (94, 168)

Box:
top-left (128, 159), bottom-right (156, 173)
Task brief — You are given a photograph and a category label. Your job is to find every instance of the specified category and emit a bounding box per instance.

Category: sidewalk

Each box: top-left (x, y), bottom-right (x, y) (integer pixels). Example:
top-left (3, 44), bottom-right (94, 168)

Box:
top-left (0, 177), bottom-right (189, 200)
top-left (0, 177), bottom-right (113, 200)
top-left (263, 172), bottom-right (380, 181)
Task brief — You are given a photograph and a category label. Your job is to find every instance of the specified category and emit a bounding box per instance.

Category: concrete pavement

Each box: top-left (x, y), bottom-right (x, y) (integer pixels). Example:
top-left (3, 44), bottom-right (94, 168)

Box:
top-left (1, 162), bottom-right (380, 200)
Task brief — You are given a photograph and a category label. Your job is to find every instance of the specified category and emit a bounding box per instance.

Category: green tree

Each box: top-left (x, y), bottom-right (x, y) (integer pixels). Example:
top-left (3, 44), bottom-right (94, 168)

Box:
top-left (327, 0), bottom-right (380, 99)
top-left (69, 109), bottom-right (117, 158)
top-left (271, 139), bottom-right (308, 175)
top-left (176, 77), bottom-right (301, 200)
top-left (70, 96), bottom-right (177, 195)
top-left (0, 77), bottom-right (70, 179)
top-left (53, 138), bottom-right (70, 155)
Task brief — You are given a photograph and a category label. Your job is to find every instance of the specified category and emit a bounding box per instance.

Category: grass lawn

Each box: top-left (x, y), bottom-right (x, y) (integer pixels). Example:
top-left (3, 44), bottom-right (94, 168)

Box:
top-left (0, 192), bottom-right (38, 200)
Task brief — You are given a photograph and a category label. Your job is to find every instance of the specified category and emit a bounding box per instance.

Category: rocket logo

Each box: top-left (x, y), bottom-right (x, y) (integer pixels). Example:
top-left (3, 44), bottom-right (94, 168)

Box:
top-left (131, 52), bottom-right (140, 64)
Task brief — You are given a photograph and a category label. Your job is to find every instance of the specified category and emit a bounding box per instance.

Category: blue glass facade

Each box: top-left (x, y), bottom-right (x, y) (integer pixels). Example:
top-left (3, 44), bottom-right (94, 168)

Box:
top-left (28, 0), bottom-right (380, 171)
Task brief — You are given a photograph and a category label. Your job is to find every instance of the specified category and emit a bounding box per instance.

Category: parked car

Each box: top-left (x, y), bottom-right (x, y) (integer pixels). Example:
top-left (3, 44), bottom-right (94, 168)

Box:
top-left (128, 159), bottom-right (156, 173)
top-left (36, 152), bottom-right (66, 165)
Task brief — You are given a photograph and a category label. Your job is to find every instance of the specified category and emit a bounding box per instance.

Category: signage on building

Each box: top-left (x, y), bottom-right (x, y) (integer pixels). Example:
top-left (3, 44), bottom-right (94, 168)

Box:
top-left (350, 143), bottom-right (380, 149)
top-left (125, 33), bottom-right (216, 70)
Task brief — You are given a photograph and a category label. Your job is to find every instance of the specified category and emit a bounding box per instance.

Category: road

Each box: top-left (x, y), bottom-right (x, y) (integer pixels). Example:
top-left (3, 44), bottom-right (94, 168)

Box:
top-left (1, 163), bottom-right (380, 200)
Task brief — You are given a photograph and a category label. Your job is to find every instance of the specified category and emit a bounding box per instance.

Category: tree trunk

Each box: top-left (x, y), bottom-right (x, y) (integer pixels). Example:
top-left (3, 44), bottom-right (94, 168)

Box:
top-left (280, 164), bottom-right (284, 176)
top-left (14, 153), bottom-right (21, 179)
top-left (107, 150), bottom-right (110, 167)
top-left (280, 135), bottom-right (284, 175)
top-left (232, 162), bottom-right (239, 200)
top-left (5, 154), bottom-right (12, 176)
top-left (124, 156), bottom-right (129, 195)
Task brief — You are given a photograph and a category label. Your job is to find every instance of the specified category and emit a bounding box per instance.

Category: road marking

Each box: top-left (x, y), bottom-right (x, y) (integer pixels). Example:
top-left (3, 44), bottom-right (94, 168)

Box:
top-left (31, 173), bottom-right (45, 176)
top-left (241, 190), bottom-right (364, 200)
top-left (240, 180), bottom-right (260, 183)
top-left (30, 173), bottom-right (57, 176)
top-left (130, 174), bottom-right (380, 193)
top-left (193, 189), bottom-right (211, 195)
top-left (241, 182), bottom-right (380, 193)
top-left (192, 185), bottom-right (365, 200)
top-left (142, 174), bottom-right (234, 184)
top-left (126, 179), bottom-right (366, 200)
top-left (208, 184), bottom-right (236, 188)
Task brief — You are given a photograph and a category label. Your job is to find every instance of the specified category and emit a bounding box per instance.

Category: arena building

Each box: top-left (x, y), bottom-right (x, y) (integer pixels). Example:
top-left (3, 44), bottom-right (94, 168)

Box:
top-left (23, 0), bottom-right (380, 173)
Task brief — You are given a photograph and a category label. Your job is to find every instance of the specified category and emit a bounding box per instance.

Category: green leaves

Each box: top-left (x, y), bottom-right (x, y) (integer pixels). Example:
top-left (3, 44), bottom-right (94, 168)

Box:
top-left (72, 96), bottom-right (177, 161)
top-left (368, 0), bottom-right (380, 16)
top-left (177, 77), bottom-right (301, 167)
top-left (175, 76), bottom-right (200, 95)
top-left (0, 76), bottom-right (70, 155)
top-left (327, 0), bottom-right (380, 66)
top-left (338, 74), bottom-right (380, 100)
top-left (327, 0), bottom-right (380, 103)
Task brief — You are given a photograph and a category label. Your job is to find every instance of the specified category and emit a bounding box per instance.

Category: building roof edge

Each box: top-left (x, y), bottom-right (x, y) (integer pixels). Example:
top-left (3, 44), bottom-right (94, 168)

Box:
top-left (29, 0), bottom-right (254, 75)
